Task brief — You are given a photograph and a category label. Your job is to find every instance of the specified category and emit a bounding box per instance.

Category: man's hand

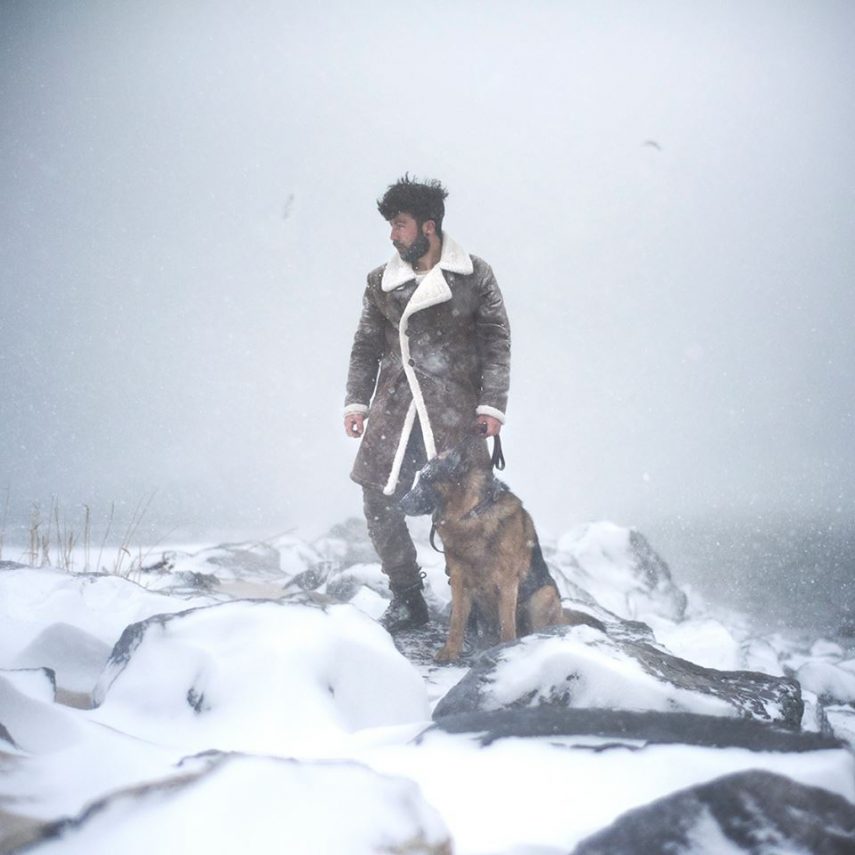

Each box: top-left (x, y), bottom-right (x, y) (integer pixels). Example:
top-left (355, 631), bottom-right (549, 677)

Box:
top-left (476, 415), bottom-right (502, 438)
top-left (344, 412), bottom-right (365, 437)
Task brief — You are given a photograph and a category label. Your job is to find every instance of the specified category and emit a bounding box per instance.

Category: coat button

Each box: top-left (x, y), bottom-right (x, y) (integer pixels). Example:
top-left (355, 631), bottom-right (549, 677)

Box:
top-left (408, 359), bottom-right (415, 366)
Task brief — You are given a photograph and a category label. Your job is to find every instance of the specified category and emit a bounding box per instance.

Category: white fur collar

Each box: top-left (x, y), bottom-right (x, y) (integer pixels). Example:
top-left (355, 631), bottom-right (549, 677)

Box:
top-left (380, 234), bottom-right (474, 292)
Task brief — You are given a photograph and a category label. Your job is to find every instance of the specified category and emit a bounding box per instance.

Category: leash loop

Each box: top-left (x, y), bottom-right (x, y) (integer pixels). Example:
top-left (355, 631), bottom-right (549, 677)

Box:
top-left (429, 521), bottom-right (445, 554)
top-left (491, 435), bottom-right (505, 470)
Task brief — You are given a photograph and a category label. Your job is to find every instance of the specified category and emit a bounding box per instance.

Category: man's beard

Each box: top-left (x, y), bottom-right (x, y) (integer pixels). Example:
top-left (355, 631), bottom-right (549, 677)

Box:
top-left (399, 232), bottom-right (430, 265)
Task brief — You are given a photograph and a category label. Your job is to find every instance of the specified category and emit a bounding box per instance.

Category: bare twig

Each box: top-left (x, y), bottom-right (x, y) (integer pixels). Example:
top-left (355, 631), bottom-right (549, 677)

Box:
top-left (28, 503), bottom-right (41, 566)
top-left (113, 491), bottom-right (157, 577)
top-left (82, 504), bottom-right (91, 571)
top-left (97, 502), bottom-right (115, 574)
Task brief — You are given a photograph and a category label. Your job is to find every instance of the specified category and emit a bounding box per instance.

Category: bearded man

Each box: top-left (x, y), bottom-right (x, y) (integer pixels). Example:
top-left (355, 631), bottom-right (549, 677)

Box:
top-left (343, 176), bottom-right (511, 631)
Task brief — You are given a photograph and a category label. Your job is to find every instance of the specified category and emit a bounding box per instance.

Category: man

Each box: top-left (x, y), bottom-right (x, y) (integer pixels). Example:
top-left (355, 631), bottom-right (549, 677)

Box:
top-left (343, 176), bottom-right (511, 631)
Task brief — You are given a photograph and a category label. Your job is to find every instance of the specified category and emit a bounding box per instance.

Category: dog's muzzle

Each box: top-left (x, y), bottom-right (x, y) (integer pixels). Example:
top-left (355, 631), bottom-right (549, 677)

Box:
top-left (399, 480), bottom-right (439, 516)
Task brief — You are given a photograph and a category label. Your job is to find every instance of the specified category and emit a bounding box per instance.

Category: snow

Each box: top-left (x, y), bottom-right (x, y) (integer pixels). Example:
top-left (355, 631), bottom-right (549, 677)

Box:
top-left (1, 522), bottom-right (854, 854)
top-left (0, 567), bottom-right (216, 675)
top-left (796, 660), bottom-right (855, 705)
top-left (24, 754), bottom-right (452, 855)
top-left (485, 628), bottom-right (734, 717)
top-left (350, 733), bottom-right (853, 855)
top-left (89, 601), bottom-right (430, 756)
top-left (649, 617), bottom-right (743, 671)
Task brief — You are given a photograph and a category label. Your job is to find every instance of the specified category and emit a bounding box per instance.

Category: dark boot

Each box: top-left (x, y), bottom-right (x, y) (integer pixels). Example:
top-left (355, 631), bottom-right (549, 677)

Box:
top-left (381, 581), bottom-right (429, 633)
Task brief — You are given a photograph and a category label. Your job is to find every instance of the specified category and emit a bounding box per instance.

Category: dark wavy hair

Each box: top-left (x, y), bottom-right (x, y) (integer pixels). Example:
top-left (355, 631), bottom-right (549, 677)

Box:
top-left (377, 174), bottom-right (449, 236)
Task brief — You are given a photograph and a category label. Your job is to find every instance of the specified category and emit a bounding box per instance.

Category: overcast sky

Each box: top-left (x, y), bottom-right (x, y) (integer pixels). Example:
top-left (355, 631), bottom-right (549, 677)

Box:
top-left (2, 0), bottom-right (853, 544)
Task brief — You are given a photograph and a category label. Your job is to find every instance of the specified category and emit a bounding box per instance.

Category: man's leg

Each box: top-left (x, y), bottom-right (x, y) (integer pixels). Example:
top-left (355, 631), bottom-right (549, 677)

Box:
top-left (362, 488), bottom-right (423, 592)
top-left (362, 423), bottom-right (428, 630)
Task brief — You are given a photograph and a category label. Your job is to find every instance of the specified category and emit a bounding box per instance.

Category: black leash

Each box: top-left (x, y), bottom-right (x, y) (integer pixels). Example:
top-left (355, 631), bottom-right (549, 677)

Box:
top-left (429, 434), bottom-right (505, 553)
top-left (429, 522), bottom-right (444, 554)
top-left (491, 434), bottom-right (505, 470)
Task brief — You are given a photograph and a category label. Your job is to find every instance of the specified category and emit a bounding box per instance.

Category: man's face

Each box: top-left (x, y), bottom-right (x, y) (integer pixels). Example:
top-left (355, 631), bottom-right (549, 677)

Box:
top-left (389, 212), bottom-right (430, 264)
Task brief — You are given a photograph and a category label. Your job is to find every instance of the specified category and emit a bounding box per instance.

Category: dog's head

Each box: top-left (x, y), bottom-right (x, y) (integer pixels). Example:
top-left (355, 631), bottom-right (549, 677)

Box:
top-left (399, 439), bottom-right (481, 517)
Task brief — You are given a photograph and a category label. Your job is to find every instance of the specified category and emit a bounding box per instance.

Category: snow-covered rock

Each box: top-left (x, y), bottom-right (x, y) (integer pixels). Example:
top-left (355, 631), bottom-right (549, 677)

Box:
top-left (0, 668), bottom-right (55, 705)
top-left (433, 624), bottom-right (803, 728)
top-left (2, 520), bottom-right (852, 855)
top-left (428, 706), bottom-right (841, 753)
top-left (19, 753), bottom-right (452, 855)
top-left (825, 706), bottom-right (855, 750)
top-left (362, 712), bottom-right (855, 855)
top-left (572, 769), bottom-right (855, 854)
top-left (800, 689), bottom-right (835, 736)
top-left (0, 671), bottom-right (83, 753)
top-left (138, 537), bottom-right (337, 599)
top-left (0, 564), bottom-right (215, 671)
top-left (324, 562), bottom-right (390, 601)
top-left (140, 539), bottom-right (310, 586)
top-left (651, 617), bottom-right (743, 671)
top-left (739, 636), bottom-right (786, 677)
top-left (0, 678), bottom-right (185, 822)
top-left (810, 638), bottom-right (846, 659)
top-left (796, 659), bottom-right (855, 705)
top-left (91, 600), bottom-right (430, 755)
top-left (554, 522), bottom-right (687, 622)
top-left (12, 623), bottom-right (111, 697)
top-left (312, 517), bottom-right (379, 569)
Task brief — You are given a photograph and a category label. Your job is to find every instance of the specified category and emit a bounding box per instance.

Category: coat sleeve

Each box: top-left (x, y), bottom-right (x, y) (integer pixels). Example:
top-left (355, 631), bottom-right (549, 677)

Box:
top-left (474, 263), bottom-right (511, 422)
top-left (344, 278), bottom-right (386, 413)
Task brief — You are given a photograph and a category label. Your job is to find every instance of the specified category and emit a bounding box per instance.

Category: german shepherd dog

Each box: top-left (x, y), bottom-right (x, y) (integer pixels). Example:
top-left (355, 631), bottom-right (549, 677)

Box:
top-left (400, 437), bottom-right (602, 662)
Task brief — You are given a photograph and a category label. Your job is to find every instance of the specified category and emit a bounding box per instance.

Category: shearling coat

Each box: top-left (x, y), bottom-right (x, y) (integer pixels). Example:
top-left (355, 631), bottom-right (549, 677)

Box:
top-left (345, 235), bottom-right (511, 495)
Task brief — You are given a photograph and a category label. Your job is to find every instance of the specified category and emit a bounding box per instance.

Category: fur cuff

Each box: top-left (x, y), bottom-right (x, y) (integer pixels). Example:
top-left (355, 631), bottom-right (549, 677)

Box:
top-left (476, 405), bottom-right (506, 424)
top-left (344, 403), bottom-right (369, 416)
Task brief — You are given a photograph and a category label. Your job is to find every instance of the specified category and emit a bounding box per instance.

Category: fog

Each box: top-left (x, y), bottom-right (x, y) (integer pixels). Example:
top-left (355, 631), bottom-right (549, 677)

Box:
top-left (2, 1), bottom-right (854, 557)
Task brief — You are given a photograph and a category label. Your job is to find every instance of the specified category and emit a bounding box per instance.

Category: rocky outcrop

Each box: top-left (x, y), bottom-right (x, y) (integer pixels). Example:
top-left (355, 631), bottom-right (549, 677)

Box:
top-left (553, 522), bottom-right (688, 622)
top-left (796, 659), bottom-right (855, 705)
top-left (426, 707), bottom-right (841, 752)
top-left (91, 599), bottom-right (429, 755)
top-left (572, 769), bottom-right (855, 854)
top-left (433, 625), bottom-right (803, 729)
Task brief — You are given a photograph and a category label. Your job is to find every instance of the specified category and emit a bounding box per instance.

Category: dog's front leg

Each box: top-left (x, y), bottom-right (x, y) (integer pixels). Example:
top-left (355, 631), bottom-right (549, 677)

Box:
top-left (497, 583), bottom-right (519, 643)
top-left (436, 561), bottom-right (472, 663)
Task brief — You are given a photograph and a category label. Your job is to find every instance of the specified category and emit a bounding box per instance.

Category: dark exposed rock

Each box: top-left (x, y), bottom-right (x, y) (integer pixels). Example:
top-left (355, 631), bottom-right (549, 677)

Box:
top-left (629, 530), bottom-right (682, 594)
top-left (186, 687), bottom-right (210, 714)
top-left (0, 808), bottom-right (47, 855)
top-left (175, 571), bottom-right (219, 592)
top-left (99, 613), bottom-right (177, 682)
top-left (283, 564), bottom-right (333, 593)
top-left (425, 707), bottom-right (842, 752)
top-left (324, 567), bottom-right (390, 602)
top-left (0, 721), bottom-right (17, 748)
top-left (433, 625), bottom-right (803, 728)
top-left (586, 613), bottom-right (657, 645)
top-left (325, 572), bottom-right (363, 601)
top-left (572, 769), bottom-right (855, 854)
